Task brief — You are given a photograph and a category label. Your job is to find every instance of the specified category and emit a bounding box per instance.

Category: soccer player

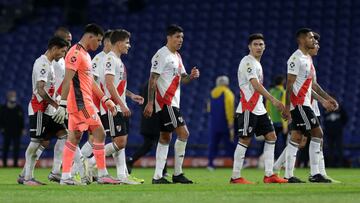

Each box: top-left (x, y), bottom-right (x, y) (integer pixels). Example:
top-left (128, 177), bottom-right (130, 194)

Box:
top-left (143, 24), bottom-right (200, 184)
top-left (79, 29), bottom-right (113, 181)
top-left (99, 29), bottom-right (144, 184)
top-left (283, 28), bottom-right (338, 183)
top-left (21, 36), bottom-right (69, 185)
top-left (230, 33), bottom-right (288, 184)
top-left (52, 23), bottom-right (120, 185)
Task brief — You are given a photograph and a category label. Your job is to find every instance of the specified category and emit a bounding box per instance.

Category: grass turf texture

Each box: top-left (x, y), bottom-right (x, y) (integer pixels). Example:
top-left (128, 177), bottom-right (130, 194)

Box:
top-left (0, 168), bottom-right (359, 203)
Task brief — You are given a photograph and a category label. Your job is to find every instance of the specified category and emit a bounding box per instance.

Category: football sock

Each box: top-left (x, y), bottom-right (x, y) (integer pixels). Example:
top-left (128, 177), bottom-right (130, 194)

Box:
top-left (309, 137), bottom-right (322, 176)
top-left (231, 143), bottom-right (247, 179)
top-left (264, 140), bottom-right (276, 177)
top-left (93, 142), bottom-right (108, 177)
top-left (174, 139), bottom-right (187, 176)
top-left (284, 141), bottom-right (299, 179)
top-left (153, 142), bottom-right (169, 180)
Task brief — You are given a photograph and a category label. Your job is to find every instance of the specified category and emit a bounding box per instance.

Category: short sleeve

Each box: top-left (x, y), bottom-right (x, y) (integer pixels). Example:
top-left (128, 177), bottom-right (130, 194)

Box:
top-left (287, 56), bottom-right (300, 75)
top-left (150, 53), bottom-right (166, 74)
top-left (103, 56), bottom-right (116, 76)
top-left (65, 48), bottom-right (82, 71)
top-left (244, 61), bottom-right (258, 81)
top-left (92, 56), bottom-right (100, 77)
top-left (34, 60), bottom-right (49, 83)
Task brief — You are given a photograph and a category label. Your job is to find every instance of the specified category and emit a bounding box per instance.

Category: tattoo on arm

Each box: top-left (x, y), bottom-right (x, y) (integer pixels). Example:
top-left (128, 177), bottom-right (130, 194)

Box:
top-left (148, 73), bottom-right (160, 103)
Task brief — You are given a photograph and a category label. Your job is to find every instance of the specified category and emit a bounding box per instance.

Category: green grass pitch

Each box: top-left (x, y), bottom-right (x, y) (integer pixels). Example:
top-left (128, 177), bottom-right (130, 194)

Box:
top-left (0, 168), bottom-right (359, 203)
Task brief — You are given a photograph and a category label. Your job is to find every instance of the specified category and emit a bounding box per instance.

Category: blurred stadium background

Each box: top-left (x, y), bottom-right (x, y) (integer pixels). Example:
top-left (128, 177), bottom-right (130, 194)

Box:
top-left (0, 0), bottom-right (359, 168)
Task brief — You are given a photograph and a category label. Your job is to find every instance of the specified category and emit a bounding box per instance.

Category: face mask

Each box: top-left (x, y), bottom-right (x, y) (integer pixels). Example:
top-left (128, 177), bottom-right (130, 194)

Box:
top-left (8, 97), bottom-right (16, 103)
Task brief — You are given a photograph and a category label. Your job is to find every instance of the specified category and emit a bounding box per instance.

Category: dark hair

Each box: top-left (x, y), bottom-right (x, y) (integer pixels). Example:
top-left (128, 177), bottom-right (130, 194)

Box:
top-left (167, 24), bottom-right (183, 36)
top-left (54, 27), bottom-right (70, 37)
top-left (296, 28), bottom-right (312, 39)
top-left (47, 36), bottom-right (69, 49)
top-left (248, 33), bottom-right (264, 44)
top-left (313, 32), bottom-right (320, 41)
top-left (273, 75), bottom-right (285, 86)
top-left (103, 29), bottom-right (113, 43)
top-left (110, 29), bottom-right (131, 44)
top-left (84, 23), bottom-right (104, 36)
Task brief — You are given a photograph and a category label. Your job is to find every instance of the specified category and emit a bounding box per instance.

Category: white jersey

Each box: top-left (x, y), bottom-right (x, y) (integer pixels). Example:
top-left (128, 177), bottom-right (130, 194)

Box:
top-left (52, 58), bottom-right (65, 99)
top-left (150, 46), bottom-right (187, 112)
top-left (28, 55), bottom-right (56, 116)
top-left (99, 51), bottom-right (127, 115)
top-left (92, 51), bottom-right (107, 112)
top-left (311, 67), bottom-right (320, 116)
top-left (236, 55), bottom-right (267, 115)
top-left (287, 49), bottom-right (314, 110)
top-left (92, 51), bottom-right (106, 80)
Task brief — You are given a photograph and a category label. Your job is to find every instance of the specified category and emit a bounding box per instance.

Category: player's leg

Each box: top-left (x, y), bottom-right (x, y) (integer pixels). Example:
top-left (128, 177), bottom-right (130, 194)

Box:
top-left (172, 124), bottom-right (193, 184)
top-left (152, 131), bottom-right (171, 184)
top-left (49, 129), bottom-right (67, 183)
top-left (308, 126), bottom-right (331, 183)
top-left (283, 130), bottom-right (304, 183)
top-left (230, 111), bottom-right (254, 184)
top-left (127, 133), bottom-right (157, 173)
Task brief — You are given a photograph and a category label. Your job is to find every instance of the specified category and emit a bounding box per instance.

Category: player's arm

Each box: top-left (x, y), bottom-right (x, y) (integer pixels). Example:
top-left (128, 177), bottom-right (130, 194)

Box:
top-left (36, 81), bottom-right (58, 108)
top-left (250, 78), bottom-right (285, 113)
top-left (126, 90), bottom-right (144, 105)
top-left (181, 67), bottom-right (200, 84)
top-left (104, 74), bottom-right (130, 117)
top-left (143, 72), bottom-right (160, 118)
top-left (284, 73), bottom-right (297, 120)
top-left (91, 77), bottom-right (117, 116)
top-left (312, 80), bottom-right (338, 110)
top-left (311, 90), bottom-right (335, 112)
top-left (52, 68), bottom-right (75, 124)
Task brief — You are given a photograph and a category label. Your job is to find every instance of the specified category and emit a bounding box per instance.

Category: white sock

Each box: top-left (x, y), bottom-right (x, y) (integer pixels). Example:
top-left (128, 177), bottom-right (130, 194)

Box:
top-left (61, 172), bottom-right (71, 180)
top-left (285, 141), bottom-right (299, 179)
top-left (274, 147), bottom-right (286, 171)
top-left (89, 156), bottom-right (96, 166)
top-left (264, 140), bottom-right (275, 177)
top-left (319, 147), bottom-right (327, 176)
top-left (52, 138), bottom-right (66, 174)
top-left (114, 148), bottom-right (127, 179)
top-left (231, 143), bottom-right (247, 179)
top-left (153, 142), bottom-right (169, 180)
top-left (309, 137), bottom-right (322, 176)
top-left (105, 142), bottom-right (119, 157)
top-left (24, 141), bottom-right (40, 180)
top-left (72, 147), bottom-right (85, 177)
top-left (174, 139), bottom-right (187, 176)
top-left (81, 141), bottom-right (93, 158)
top-left (35, 145), bottom-right (45, 161)
top-left (98, 168), bottom-right (108, 177)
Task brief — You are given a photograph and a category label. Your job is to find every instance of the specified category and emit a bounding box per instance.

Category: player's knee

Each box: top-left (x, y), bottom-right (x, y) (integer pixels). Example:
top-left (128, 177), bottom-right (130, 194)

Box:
top-left (239, 137), bottom-right (251, 146)
top-left (113, 137), bottom-right (127, 149)
top-left (40, 140), bottom-right (50, 148)
top-left (264, 132), bottom-right (277, 142)
top-left (159, 133), bottom-right (171, 144)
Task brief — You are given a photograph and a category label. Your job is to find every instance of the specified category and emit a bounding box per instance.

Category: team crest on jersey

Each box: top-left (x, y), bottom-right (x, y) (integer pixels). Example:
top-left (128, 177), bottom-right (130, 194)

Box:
top-left (116, 125), bottom-right (122, 132)
top-left (289, 62), bottom-right (295, 69)
top-left (178, 116), bottom-right (184, 123)
top-left (248, 127), bottom-right (253, 133)
top-left (91, 114), bottom-right (97, 120)
top-left (70, 56), bottom-right (77, 63)
top-left (40, 68), bottom-right (46, 75)
top-left (311, 118), bottom-right (316, 124)
top-left (105, 61), bottom-right (112, 69)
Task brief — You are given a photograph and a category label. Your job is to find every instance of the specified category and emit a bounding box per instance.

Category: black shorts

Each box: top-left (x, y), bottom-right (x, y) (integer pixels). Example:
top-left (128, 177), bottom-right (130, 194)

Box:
top-left (290, 105), bottom-right (320, 133)
top-left (29, 112), bottom-right (66, 139)
top-left (236, 111), bottom-right (275, 137)
top-left (100, 112), bottom-right (129, 137)
top-left (157, 105), bottom-right (186, 132)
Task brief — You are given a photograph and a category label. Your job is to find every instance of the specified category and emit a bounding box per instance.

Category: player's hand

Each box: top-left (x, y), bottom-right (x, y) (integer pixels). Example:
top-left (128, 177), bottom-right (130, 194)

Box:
top-left (103, 97), bottom-right (117, 117)
top-left (282, 105), bottom-right (291, 120)
top-left (52, 100), bottom-right (67, 124)
top-left (131, 94), bottom-right (144, 105)
top-left (321, 100), bottom-right (335, 112)
top-left (272, 99), bottom-right (285, 114)
top-left (328, 98), bottom-right (339, 111)
top-left (119, 104), bottom-right (131, 117)
top-left (189, 67), bottom-right (200, 80)
top-left (143, 102), bottom-right (154, 118)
